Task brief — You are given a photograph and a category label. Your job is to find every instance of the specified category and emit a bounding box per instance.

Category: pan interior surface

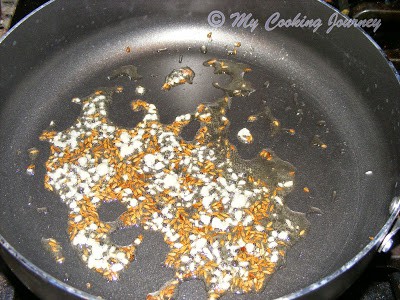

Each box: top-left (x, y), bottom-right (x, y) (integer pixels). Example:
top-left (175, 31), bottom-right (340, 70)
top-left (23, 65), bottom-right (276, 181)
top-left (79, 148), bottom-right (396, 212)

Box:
top-left (0, 0), bottom-right (400, 299)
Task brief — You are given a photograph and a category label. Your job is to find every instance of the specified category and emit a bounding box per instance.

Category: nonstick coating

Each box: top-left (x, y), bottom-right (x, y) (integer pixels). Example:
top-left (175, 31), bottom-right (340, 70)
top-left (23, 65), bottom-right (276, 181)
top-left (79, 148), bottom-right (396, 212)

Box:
top-left (1, 0), bottom-right (400, 299)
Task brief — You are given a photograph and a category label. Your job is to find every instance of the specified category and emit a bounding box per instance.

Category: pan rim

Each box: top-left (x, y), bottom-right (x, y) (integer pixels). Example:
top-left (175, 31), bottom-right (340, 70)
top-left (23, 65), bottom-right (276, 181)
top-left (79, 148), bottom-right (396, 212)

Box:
top-left (1, 0), bottom-right (400, 299)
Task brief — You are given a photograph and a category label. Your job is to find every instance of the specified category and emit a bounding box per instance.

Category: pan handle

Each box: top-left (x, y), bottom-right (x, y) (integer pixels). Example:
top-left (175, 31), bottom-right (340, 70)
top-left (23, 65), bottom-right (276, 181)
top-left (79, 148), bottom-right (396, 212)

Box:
top-left (378, 197), bottom-right (400, 253)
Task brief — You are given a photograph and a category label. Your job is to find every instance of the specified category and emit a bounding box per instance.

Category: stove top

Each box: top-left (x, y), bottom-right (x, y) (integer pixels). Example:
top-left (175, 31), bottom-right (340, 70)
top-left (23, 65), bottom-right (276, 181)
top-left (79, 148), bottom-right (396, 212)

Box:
top-left (0, 0), bottom-right (400, 299)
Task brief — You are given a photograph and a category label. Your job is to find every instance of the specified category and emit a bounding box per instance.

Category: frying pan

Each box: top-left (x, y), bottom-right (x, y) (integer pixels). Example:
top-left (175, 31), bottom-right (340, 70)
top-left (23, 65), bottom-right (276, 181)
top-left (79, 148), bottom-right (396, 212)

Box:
top-left (1, 0), bottom-right (400, 299)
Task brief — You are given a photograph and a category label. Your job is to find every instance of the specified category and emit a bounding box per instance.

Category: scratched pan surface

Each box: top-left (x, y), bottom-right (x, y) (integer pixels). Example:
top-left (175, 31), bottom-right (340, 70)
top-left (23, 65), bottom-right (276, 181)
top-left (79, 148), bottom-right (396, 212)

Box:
top-left (1, 0), bottom-right (400, 299)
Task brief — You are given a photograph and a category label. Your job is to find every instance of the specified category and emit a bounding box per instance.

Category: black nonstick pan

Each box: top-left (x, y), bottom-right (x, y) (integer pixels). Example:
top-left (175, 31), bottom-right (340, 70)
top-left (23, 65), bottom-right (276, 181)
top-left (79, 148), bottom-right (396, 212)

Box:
top-left (1, 0), bottom-right (400, 299)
